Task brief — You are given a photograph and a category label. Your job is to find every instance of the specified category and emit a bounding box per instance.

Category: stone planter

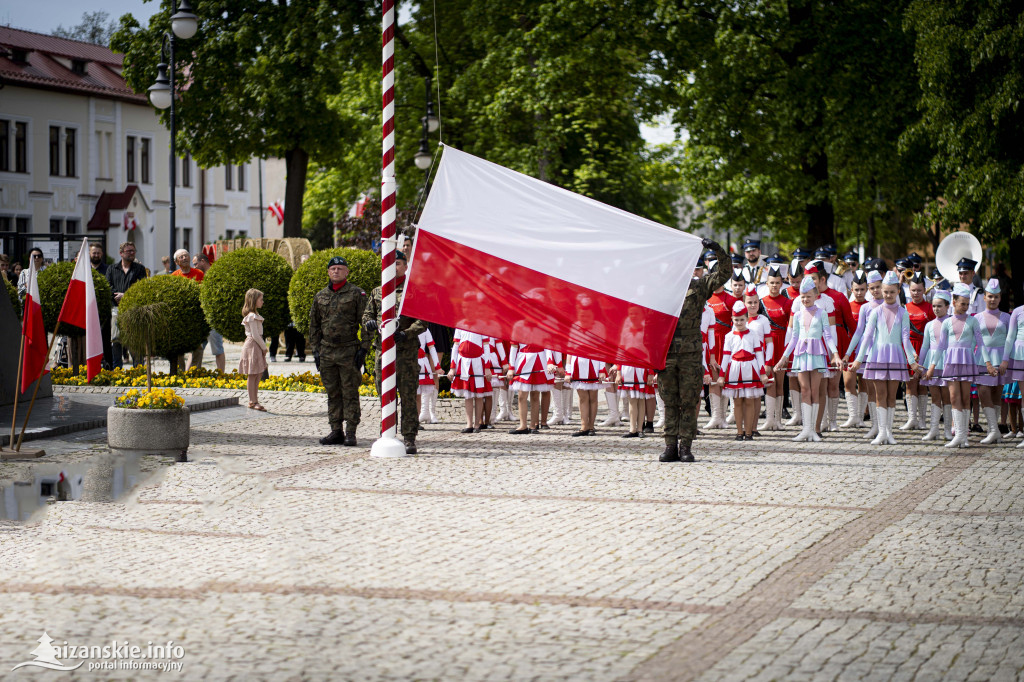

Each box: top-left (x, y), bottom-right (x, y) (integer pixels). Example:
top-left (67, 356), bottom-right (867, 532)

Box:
top-left (107, 407), bottom-right (190, 462)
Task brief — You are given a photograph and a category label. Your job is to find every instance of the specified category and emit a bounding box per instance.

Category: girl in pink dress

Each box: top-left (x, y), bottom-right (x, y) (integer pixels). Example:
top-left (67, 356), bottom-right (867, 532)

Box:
top-left (238, 288), bottom-right (268, 411)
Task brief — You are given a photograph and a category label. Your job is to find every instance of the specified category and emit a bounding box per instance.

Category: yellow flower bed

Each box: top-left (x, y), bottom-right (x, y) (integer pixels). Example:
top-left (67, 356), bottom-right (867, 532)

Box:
top-left (115, 388), bottom-right (186, 410)
top-left (51, 366), bottom-right (373, 394)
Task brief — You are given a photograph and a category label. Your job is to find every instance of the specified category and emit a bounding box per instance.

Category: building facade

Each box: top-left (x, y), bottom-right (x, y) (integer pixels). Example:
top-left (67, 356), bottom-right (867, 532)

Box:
top-left (0, 26), bottom-right (285, 271)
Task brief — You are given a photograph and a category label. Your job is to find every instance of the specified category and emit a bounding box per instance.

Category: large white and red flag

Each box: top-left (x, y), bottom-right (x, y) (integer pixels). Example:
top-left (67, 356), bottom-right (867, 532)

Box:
top-left (401, 147), bottom-right (702, 370)
top-left (57, 238), bottom-right (103, 381)
top-left (20, 259), bottom-right (49, 393)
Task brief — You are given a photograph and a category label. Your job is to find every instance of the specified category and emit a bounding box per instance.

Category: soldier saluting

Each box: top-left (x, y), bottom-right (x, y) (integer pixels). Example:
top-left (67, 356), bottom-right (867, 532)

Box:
top-left (658, 237), bottom-right (730, 462)
top-left (363, 251), bottom-right (428, 453)
top-left (310, 256), bottom-right (369, 446)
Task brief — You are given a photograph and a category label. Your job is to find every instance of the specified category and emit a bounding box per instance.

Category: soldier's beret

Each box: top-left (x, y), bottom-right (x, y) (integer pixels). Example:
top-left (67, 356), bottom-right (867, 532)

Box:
top-left (395, 251), bottom-right (407, 262)
top-left (328, 256), bottom-right (348, 268)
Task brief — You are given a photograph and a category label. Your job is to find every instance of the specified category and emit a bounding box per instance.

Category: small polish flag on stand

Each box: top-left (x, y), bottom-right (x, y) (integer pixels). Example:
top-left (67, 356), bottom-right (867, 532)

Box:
top-left (347, 193), bottom-right (370, 218)
top-left (57, 238), bottom-right (104, 381)
top-left (20, 259), bottom-right (49, 393)
top-left (401, 147), bottom-right (702, 370)
top-left (123, 212), bottom-right (137, 231)
top-left (267, 200), bottom-right (284, 225)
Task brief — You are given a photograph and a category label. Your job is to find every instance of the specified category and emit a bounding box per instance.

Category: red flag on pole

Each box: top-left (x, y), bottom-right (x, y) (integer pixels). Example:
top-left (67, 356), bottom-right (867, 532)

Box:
top-left (57, 238), bottom-right (104, 382)
top-left (20, 260), bottom-right (48, 393)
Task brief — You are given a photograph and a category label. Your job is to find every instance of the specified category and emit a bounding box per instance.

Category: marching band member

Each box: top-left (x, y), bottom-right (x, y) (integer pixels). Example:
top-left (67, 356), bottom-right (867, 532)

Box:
top-left (761, 265), bottom-right (791, 430)
top-left (1000, 300), bottom-right (1024, 447)
top-left (718, 300), bottom-right (771, 440)
top-left (810, 260), bottom-right (854, 433)
top-left (741, 238), bottom-right (767, 288)
top-left (975, 279), bottom-right (1010, 444)
top-left (567, 295), bottom-right (607, 437)
top-left (743, 284), bottom-right (773, 434)
top-left (840, 270), bottom-right (869, 428)
top-left (816, 245), bottom-right (849, 296)
top-left (901, 274), bottom-right (935, 430)
top-left (783, 258), bottom-right (806, 427)
top-left (920, 289), bottom-right (952, 440)
top-left (775, 276), bottom-right (841, 442)
top-left (956, 258), bottom-right (985, 314)
top-left (851, 271), bottom-right (919, 445)
top-left (933, 283), bottom-right (986, 448)
top-left (845, 270), bottom-right (885, 437)
top-left (705, 268), bottom-right (738, 428)
top-left (840, 251), bottom-right (860, 293)
top-left (417, 330), bottom-right (442, 424)
top-left (448, 326), bottom-right (500, 433)
top-left (506, 341), bottom-right (554, 434)
top-left (789, 261), bottom-right (838, 436)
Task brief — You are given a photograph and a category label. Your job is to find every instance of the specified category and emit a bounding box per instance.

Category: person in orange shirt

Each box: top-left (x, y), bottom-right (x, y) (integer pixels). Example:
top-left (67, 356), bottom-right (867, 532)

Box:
top-left (171, 249), bottom-right (204, 282)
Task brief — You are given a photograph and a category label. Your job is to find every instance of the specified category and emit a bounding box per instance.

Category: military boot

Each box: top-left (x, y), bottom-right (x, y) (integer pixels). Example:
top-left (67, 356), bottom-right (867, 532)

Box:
top-left (319, 430), bottom-right (345, 445)
top-left (659, 439), bottom-right (680, 462)
top-left (679, 442), bottom-right (695, 462)
top-left (343, 430), bottom-right (358, 447)
top-left (404, 437), bottom-right (417, 454)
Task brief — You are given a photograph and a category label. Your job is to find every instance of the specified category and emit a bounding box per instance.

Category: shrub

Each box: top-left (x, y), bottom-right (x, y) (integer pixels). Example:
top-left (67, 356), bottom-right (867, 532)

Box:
top-left (37, 262), bottom-right (112, 336)
top-left (120, 276), bottom-right (209, 357)
top-left (5, 278), bottom-right (19, 320)
top-left (288, 248), bottom-right (380, 335)
top-left (200, 248), bottom-right (293, 342)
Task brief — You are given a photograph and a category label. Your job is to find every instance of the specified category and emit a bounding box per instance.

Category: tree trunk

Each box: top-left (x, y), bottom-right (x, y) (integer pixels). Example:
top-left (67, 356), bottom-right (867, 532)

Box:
top-left (283, 147), bottom-right (309, 238)
top-left (802, 152), bottom-right (834, 248)
top-left (145, 341), bottom-right (152, 392)
top-left (866, 213), bottom-right (876, 257)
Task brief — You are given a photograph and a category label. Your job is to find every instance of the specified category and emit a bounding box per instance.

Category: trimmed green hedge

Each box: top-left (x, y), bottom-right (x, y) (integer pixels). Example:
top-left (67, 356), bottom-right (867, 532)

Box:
top-left (5, 278), bottom-right (19, 320)
top-left (288, 248), bottom-right (380, 335)
top-left (200, 248), bottom-right (293, 343)
top-left (120, 276), bottom-right (209, 358)
top-left (37, 262), bottom-right (112, 337)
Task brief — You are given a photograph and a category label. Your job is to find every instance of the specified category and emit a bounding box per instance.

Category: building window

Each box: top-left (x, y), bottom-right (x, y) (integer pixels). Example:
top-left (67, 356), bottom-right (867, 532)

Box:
top-left (15, 122), bottom-right (27, 173)
top-left (225, 163), bottom-right (233, 190)
top-left (16, 217), bottom-right (30, 233)
top-left (0, 120), bottom-right (9, 172)
top-left (225, 229), bottom-right (234, 240)
top-left (180, 152), bottom-right (191, 188)
top-left (49, 219), bottom-right (62, 233)
top-left (50, 127), bottom-right (61, 176)
top-left (238, 163), bottom-right (246, 191)
top-left (71, 60), bottom-right (87, 76)
top-left (66, 219), bottom-right (79, 234)
top-left (126, 136), bottom-right (136, 183)
top-left (182, 228), bottom-right (192, 252)
top-left (141, 139), bottom-right (151, 184)
top-left (0, 216), bottom-right (11, 231)
top-left (65, 128), bottom-right (76, 177)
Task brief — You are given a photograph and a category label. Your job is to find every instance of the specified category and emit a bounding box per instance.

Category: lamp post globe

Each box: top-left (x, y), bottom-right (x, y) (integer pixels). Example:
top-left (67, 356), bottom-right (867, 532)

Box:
top-left (170, 0), bottom-right (199, 39)
top-left (423, 114), bottom-right (439, 134)
top-left (148, 63), bottom-right (172, 110)
top-left (413, 144), bottom-right (432, 170)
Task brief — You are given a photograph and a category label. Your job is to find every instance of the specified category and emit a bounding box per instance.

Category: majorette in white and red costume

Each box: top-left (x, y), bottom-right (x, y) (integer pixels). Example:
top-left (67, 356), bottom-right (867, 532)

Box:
top-left (450, 328), bottom-right (500, 397)
top-left (417, 330), bottom-right (441, 394)
top-left (507, 343), bottom-right (555, 393)
top-left (720, 301), bottom-right (768, 399)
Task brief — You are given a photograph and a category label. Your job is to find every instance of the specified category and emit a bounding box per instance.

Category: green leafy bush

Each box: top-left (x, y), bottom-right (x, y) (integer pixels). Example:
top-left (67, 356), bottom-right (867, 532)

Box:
top-left (200, 248), bottom-right (293, 343)
top-left (120, 276), bottom-right (209, 357)
top-left (288, 248), bottom-right (380, 335)
top-left (5, 278), bottom-right (19, 320)
top-left (37, 262), bottom-right (112, 336)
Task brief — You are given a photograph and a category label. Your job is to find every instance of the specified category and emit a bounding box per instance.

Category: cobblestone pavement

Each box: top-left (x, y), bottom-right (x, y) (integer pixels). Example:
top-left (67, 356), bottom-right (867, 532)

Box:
top-left (1, 388), bottom-right (1022, 681)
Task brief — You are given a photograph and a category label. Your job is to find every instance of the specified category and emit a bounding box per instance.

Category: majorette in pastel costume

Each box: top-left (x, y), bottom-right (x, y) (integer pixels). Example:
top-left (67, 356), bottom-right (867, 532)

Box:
top-left (416, 330), bottom-right (441, 424)
top-left (919, 288), bottom-right (952, 442)
top-left (845, 271), bottom-right (884, 373)
top-left (973, 279), bottom-right (1010, 445)
top-left (450, 328), bottom-right (500, 398)
top-left (854, 272), bottom-right (918, 383)
top-left (720, 300), bottom-right (768, 399)
top-left (898, 273), bottom-right (937, 431)
top-left (776, 276), bottom-right (839, 443)
top-left (507, 343), bottom-right (554, 393)
top-left (787, 265), bottom-right (836, 377)
top-left (1002, 303), bottom-right (1024, 384)
top-left (839, 268), bottom-right (871, 429)
top-left (932, 283), bottom-right (986, 448)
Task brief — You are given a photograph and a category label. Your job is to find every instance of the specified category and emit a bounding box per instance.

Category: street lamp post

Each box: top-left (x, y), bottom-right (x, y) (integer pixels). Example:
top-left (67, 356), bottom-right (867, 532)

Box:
top-left (147, 0), bottom-right (198, 266)
top-left (413, 76), bottom-right (440, 174)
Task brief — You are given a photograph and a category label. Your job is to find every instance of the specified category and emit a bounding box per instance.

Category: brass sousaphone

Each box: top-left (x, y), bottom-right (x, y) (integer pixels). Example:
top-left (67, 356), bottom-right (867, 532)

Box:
top-left (935, 231), bottom-right (983, 284)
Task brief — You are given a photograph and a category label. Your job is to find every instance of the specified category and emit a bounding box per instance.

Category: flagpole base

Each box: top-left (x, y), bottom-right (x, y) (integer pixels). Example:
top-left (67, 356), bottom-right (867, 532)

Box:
top-left (370, 436), bottom-right (408, 458)
top-left (2, 447), bottom-right (46, 461)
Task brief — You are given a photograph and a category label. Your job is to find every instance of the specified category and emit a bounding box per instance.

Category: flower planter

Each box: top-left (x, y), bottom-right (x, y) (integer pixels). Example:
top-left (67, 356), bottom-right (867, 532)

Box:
top-left (107, 406), bottom-right (190, 462)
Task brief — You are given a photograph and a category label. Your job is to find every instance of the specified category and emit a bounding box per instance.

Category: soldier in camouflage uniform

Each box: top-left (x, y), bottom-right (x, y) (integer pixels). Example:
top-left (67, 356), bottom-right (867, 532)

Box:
top-left (309, 256), bottom-right (369, 446)
top-left (658, 238), bottom-right (730, 462)
top-left (363, 252), bottom-right (428, 453)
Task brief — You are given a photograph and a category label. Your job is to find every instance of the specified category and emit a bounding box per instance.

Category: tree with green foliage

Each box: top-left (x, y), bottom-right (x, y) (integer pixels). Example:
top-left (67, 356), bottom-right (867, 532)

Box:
top-left (904, 0), bottom-right (1024, 243)
top-left (200, 248), bottom-right (293, 343)
top-left (288, 248), bottom-right (380, 335)
top-left (37, 263), bottom-right (112, 336)
top-left (111, 0), bottom-right (377, 239)
top-left (652, 0), bottom-right (934, 251)
top-left (121, 277), bottom-right (208, 375)
top-left (53, 11), bottom-right (118, 46)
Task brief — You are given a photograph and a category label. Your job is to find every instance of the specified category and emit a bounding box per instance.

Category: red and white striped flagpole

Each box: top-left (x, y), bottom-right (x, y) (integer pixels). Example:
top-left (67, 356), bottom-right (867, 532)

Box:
top-left (372, 0), bottom-right (407, 457)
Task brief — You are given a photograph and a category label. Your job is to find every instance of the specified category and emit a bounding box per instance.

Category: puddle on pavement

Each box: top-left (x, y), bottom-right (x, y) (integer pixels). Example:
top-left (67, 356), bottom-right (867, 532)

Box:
top-left (0, 453), bottom-right (171, 522)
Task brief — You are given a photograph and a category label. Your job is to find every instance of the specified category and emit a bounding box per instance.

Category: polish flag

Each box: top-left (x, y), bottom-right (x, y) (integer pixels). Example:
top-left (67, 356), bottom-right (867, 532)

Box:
top-left (348, 193), bottom-right (369, 218)
top-left (57, 238), bottom-right (103, 381)
top-left (400, 147), bottom-right (702, 370)
top-left (268, 200), bottom-right (284, 225)
top-left (20, 259), bottom-right (49, 393)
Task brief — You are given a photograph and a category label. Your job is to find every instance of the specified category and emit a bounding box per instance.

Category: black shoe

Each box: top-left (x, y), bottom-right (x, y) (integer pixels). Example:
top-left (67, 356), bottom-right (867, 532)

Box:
top-left (744, 434), bottom-right (754, 440)
top-left (530, 428), bottom-right (540, 434)
top-left (319, 429), bottom-right (345, 445)
top-left (816, 432), bottom-right (823, 439)
top-left (642, 421), bottom-right (654, 434)
top-left (999, 424), bottom-right (1010, 434)
top-left (622, 431), bottom-right (640, 438)
top-left (539, 423), bottom-right (550, 430)
top-left (460, 427), bottom-right (476, 433)
top-left (735, 434), bottom-right (745, 441)
top-left (679, 443), bottom-right (695, 462)
top-left (572, 430), bottom-right (588, 437)
top-left (479, 423), bottom-right (494, 430)
top-left (284, 357), bottom-right (292, 362)
top-left (752, 430), bottom-right (761, 437)
top-left (404, 440), bottom-right (417, 454)
top-left (759, 410), bottom-right (766, 418)
top-left (659, 442), bottom-right (680, 462)
top-left (587, 429), bottom-right (597, 436)
top-left (509, 427), bottom-right (531, 434)
top-left (970, 423), bottom-right (984, 433)
top-left (298, 357), bottom-right (306, 362)
top-left (782, 408), bottom-right (792, 419)
top-left (343, 433), bottom-right (357, 447)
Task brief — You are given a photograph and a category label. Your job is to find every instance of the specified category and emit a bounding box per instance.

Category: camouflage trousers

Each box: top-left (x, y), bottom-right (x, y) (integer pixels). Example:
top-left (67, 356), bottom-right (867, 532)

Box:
top-left (375, 350), bottom-right (420, 441)
top-left (657, 344), bottom-right (704, 447)
top-left (320, 346), bottom-right (362, 434)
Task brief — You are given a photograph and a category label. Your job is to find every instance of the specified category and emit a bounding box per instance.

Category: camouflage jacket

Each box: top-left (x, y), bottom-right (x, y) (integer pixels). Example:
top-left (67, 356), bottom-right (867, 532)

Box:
top-left (363, 281), bottom-right (427, 354)
top-left (671, 241), bottom-right (730, 348)
top-left (309, 282), bottom-right (368, 354)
